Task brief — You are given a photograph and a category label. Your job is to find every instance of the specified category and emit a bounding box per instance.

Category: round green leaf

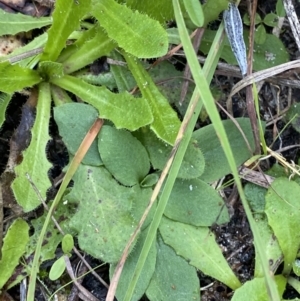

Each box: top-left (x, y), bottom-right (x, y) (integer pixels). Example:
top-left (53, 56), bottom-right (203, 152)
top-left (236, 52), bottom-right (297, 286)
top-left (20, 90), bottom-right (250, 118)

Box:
top-left (49, 256), bottom-right (66, 281)
top-left (164, 178), bottom-right (229, 226)
top-left (62, 234), bottom-right (74, 254)
top-left (263, 13), bottom-right (279, 27)
top-left (98, 125), bottom-right (150, 186)
top-left (140, 173), bottom-right (159, 188)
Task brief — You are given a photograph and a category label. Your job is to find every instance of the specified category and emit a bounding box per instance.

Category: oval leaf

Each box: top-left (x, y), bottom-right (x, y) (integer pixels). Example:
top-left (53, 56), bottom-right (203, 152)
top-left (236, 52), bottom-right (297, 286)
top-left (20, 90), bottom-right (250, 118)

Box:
top-left (98, 125), bottom-right (150, 186)
top-left (49, 256), bottom-right (66, 281)
top-left (62, 234), bottom-right (74, 254)
top-left (164, 178), bottom-right (229, 226)
top-left (183, 0), bottom-right (204, 27)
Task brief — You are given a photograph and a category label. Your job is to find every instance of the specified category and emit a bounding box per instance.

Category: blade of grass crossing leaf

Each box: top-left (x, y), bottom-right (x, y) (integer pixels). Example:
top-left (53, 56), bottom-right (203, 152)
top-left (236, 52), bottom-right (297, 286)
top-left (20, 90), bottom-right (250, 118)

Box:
top-left (119, 15), bottom-right (228, 301)
top-left (183, 0), bottom-right (204, 27)
top-left (172, 1), bottom-right (280, 300)
top-left (27, 118), bottom-right (103, 301)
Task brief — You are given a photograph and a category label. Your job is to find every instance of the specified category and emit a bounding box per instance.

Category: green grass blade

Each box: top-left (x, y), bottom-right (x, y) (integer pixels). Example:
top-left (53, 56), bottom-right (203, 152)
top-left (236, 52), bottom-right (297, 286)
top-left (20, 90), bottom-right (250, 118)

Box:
top-left (172, 1), bottom-right (280, 300)
top-left (122, 13), bottom-right (227, 301)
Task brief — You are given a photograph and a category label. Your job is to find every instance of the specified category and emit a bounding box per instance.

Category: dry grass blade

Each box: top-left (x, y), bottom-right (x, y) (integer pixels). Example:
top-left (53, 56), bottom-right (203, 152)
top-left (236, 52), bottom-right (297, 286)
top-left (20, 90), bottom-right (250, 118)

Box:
top-left (226, 59), bottom-right (300, 114)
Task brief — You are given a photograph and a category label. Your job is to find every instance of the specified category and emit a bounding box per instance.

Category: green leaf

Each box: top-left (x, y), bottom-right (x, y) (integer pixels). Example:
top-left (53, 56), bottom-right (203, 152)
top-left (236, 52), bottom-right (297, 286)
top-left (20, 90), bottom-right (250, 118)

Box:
top-left (124, 53), bottom-right (181, 144)
top-left (110, 228), bottom-right (156, 301)
top-left (160, 217), bottom-right (241, 290)
top-left (195, 118), bottom-right (256, 183)
top-left (0, 10), bottom-right (52, 36)
top-left (38, 61), bottom-right (64, 80)
top-left (69, 164), bottom-right (138, 263)
top-left (92, 0), bottom-right (168, 58)
top-left (0, 61), bottom-right (41, 93)
top-left (51, 75), bottom-right (153, 131)
top-left (265, 178), bottom-right (300, 273)
top-left (41, 0), bottom-right (91, 62)
top-left (183, 0), bottom-right (204, 27)
top-left (0, 219), bottom-right (29, 289)
top-left (276, 0), bottom-right (286, 18)
top-left (284, 102), bottom-right (300, 134)
top-left (146, 236), bottom-right (200, 301)
top-left (243, 12), bottom-right (262, 26)
top-left (231, 275), bottom-right (286, 301)
top-left (57, 24), bottom-right (98, 63)
top-left (12, 83), bottom-right (52, 212)
top-left (201, 29), bottom-right (289, 72)
top-left (135, 127), bottom-right (205, 179)
top-left (263, 13), bottom-right (279, 28)
top-left (244, 183), bottom-right (267, 213)
top-left (110, 51), bottom-right (136, 92)
top-left (49, 256), bottom-right (66, 281)
top-left (140, 173), bottom-right (159, 188)
top-left (202, 0), bottom-right (228, 26)
top-left (253, 215), bottom-right (282, 278)
top-left (62, 234), bottom-right (74, 254)
top-left (62, 25), bottom-right (116, 74)
top-left (98, 125), bottom-right (150, 186)
top-left (126, 0), bottom-right (174, 23)
top-left (254, 24), bottom-right (267, 45)
top-left (293, 260), bottom-right (300, 277)
top-left (0, 93), bottom-right (12, 129)
top-left (164, 178), bottom-right (229, 226)
top-left (130, 186), bottom-right (155, 230)
top-left (54, 103), bottom-right (102, 166)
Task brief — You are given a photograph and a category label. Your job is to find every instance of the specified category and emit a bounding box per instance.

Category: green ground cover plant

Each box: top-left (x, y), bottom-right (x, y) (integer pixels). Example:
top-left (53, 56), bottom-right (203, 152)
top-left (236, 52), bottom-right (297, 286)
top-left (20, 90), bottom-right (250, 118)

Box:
top-left (0, 0), bottom-right (300, 300)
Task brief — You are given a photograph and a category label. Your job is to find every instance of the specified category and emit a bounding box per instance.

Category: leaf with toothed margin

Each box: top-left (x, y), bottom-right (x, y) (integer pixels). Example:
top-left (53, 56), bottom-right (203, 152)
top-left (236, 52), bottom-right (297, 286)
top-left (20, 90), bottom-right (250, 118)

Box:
top-left (12, 83), bottom-right (52, 212)
top-left (92, 0), bottom-right (168, 58)
top-left (51, 75), bottom-right (153, 131)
